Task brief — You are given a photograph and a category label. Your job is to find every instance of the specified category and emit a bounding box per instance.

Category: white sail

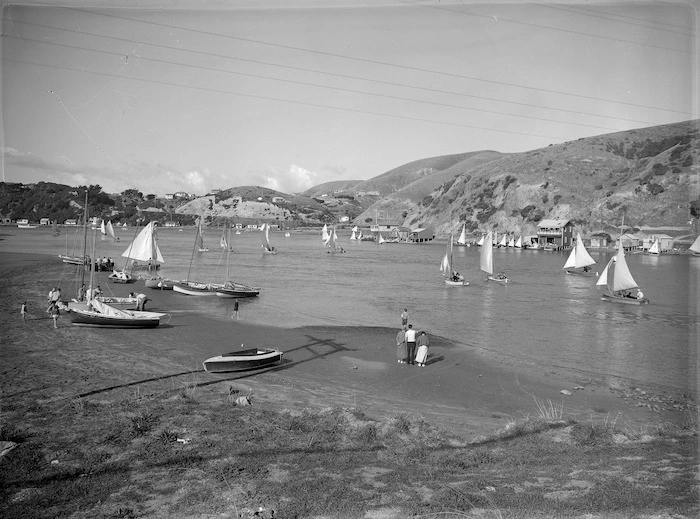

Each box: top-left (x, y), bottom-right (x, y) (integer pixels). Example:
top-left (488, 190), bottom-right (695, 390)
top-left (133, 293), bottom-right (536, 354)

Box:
top-left (378, 233), bottom-right (386, 244)
top-left (563, 233), bottom-right (596, 269)
top-left (480, 231), bottom-right (494, 275)
top-left (611, 242), bottom-right (639, 292)
top-left (648, 239), bottom-right (660, 254)
top-left (196, 220), bottom-right (208, 251)
top-left (105, 221), bottom-right (116, 240)
top-left (499, 234), bottom-right (508, 247)
top-left (476, 235), bottom-right (484, 246)
top-left (514, 236), bottom-right (522, 248)
top-left (121, 222), bottom-right (164, 264)
top-left (440, 236), bottom-right (453, 276)
top-left (321, 224), bottom-right (330, 242)
top-left (100, 220), bottom-right (106, 235)
top-left (262, 223), bottom-right (273, 251)
top-left (596, 257), bottom-right (614, 286)
top-left (220, 229), bottom-right (229, 250)
top-left (690, 235), bottom-right (700, 254)
top-left (350, 230), bottom-right (357, 240)
top-left (508, 237), bottom-right (515, 247)
top-left (457, 224), bottom-right (468, 245)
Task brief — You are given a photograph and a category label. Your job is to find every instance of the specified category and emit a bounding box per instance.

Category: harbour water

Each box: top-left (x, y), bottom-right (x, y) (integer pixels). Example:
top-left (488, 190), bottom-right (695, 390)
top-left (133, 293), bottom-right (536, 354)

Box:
top-left (2, 225), bottom-right (698, 396)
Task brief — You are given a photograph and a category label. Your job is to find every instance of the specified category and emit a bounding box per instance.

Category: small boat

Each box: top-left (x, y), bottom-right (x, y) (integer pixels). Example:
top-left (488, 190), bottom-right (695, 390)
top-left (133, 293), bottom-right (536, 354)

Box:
top-left (203, 348), bottom-right (283, 372)
top-left (285, 232), bottom-right (291, 237)
top-left (563, 232), bottom-right (597, 276)
top-left (196, 220), bottom-right (209, 252)
top-left (143, 276), bottom-right (176, 290)
top-left (173, 281), bottom-right (221, 296)
top-left (215, 281), bottom-right (260, 298)
top-left (94, 295), bottom-right (138, 306)
top-left (69, 298), bottom-right (167, 327)
top-left (321, 224), bottom-right (330, 242)
top-left (480, 231), bottom-right (508, 283)
top-left (597, 241), bottom-right (649, 305)
top-left (261, 223), bottom-right (276, 254)
top-left (17, 222), bottom-right (37, 228)
top-left (440, 233), bottom-right (468, 286)
top-left (690, 235), bottom-right (700, 256)
top-left (108, 270), bottom-right (135, 284)
top-left (114, 222), bottom-right (163, 282)
top-left (647, 239), bottom-right (660, 255)
top-left (455, 223), bottom-right (469, 247)
top-left (349, 226), bottom-right (358, 240)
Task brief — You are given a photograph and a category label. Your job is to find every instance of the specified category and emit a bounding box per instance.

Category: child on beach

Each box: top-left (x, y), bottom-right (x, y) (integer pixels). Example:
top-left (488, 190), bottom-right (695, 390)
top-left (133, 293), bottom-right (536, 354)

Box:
top-left (20, 302), bottom-right (27, 320)
top-left (51, 304), bottom-right (60, 328)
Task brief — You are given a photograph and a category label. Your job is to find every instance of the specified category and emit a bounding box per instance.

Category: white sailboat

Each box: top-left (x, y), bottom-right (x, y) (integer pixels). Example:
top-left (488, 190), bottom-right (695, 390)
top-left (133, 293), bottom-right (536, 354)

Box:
top-left (105, 221), bottom-right (117, 241)
top-left (378, 233), bottom-right (386, 245)
top-left (508, 236), bottom-right (515, 248)
top-left (647, 239), bottom-right (660, 255)
top-left (563, 232), bottom-right (597, 275)
top-left (261, 223), bottom-right (276, 254)
top-left (476, 234), bottom-right (484, 246)
top-left (514, 236), bottom-right (523, 248)
top-left (110, 221), bottom-right (163, 282)
top-left (455, 223), bottom-right (469, 246)
top-left (498, 234), bottom-right (508, 248)
top-left (350, 226), bottom-right (358, 240)
top-left (196, 220), bottom-right (209, 252)
top-left (321, 224), bottom-right (330, 242)
top-left (441, 234), bottom-right (468, 286)
top-left (480, 231), bottom-right (508, 283)
top-left (597, 241), bottom-right (649, 304)
top-left (324, 226), bottom-right (343, 252)
top-left (690, 235), bottom-right (700, 256)
top-left (100, 219), bottom-right (106, 235)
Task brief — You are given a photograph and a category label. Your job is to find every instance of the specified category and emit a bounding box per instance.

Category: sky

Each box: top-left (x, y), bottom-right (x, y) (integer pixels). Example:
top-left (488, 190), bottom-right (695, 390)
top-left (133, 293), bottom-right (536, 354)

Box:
top-left (1, 0), bottom-right (698, 196)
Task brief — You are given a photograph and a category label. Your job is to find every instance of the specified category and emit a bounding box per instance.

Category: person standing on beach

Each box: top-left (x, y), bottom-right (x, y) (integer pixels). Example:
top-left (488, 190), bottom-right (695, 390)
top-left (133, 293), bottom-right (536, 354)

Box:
top-left (20, 302), bottom-right (27, 321)
top-left (401, 309), bottom-right (409, 327)
top-left (233, 299), bottom-right (240, 320)
top-left (135, 293), bottom-right (148, 311)
top-left (51, 304), bottom-right (60, 328)
top-left (47, 287), bottom-right (56, 313)
top-left (404, 324), bottom-right (417, 364)
top-left (395, 326), bottom-right (407, 364)
top-left (415, 331), bottom-right (430, 367)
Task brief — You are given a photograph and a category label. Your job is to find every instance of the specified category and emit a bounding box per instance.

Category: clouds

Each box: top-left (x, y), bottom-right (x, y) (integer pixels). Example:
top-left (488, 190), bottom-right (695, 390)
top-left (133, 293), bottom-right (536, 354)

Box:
top-left (260, 164), bottom-right (318, 194)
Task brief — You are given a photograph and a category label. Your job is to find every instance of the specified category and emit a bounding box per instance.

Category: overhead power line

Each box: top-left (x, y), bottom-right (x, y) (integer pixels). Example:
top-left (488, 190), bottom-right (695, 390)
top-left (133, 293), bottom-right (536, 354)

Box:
top-left (3, 56), bottom-right (571, 143)
top-left (9, 18), bottom-right (659, 127)
top-left (63, 6), bottom-right (694, 116)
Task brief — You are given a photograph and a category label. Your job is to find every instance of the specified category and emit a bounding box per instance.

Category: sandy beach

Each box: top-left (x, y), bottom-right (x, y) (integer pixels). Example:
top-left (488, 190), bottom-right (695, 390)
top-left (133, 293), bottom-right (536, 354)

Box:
top-left (2, 250), bottom-right (690, 438)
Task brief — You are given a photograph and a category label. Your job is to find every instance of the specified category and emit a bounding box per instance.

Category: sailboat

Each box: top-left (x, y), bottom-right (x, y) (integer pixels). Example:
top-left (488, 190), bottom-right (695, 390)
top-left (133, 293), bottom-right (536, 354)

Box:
top-left (52, 220), bottom-right (60, 236)
top-left (58, 192), bottom-right (90, 266)
top-left (261, 223), bottom-right (276, 254)
top-left (514, 236), bottom-right (523, 249)
top-left (440, 234), bottom-right (468, 286)
top-left (324, 226), bottom-right (343, 252)
top-left (378, 233), bottom-right (386, 245)
top-left (350, 226), bottom-right (358, 240)
top-left (110, 222), bottom-right (163, 283)
top-left (647, 239), bottom-right (660, 255)
top-left (508, 236), bottom-right (515, 248)
top-left (480, 231), bottom-right (508, 283)
top-left (196, 220), bottom-right (209, 252)
top-left (476, 234), bottom-right (484, 247)
top-left (563, 232), bottom-right (597, 276)
top-left (690, 235), bottom-right (700, 256)
top-left (455, 223), bottom-right (469, 247)
top-left (321, 224), bottom-right (330, 242)
top-left (498, 234), bottom-right (508, 248)
top-left (105, 221), bottom-right (117, 241)
top-left (216, 224), bottom-right (260, 298)
top-left (68, 230), bottom-right (168, 327)
top-left (597, 241), bottom-right (649, 305)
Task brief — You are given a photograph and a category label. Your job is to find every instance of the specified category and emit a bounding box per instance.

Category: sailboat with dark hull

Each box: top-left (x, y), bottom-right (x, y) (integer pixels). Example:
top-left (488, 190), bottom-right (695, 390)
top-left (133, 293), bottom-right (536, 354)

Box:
top-left (563, 232), bottom-right (597, 276)
top-left (597, 241), bottom-right (649, 305)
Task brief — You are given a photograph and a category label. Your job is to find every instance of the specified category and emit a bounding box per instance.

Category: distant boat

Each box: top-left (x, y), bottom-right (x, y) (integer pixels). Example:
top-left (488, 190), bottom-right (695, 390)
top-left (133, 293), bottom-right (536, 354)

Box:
top-left (440, 234), bottom-right (468, 286)
top-left (17, 223), bottom-right (36, 229)
top-left (647, 239), bottom-right (660, 255)
top-left (216, 225), bottom-right (260, 298)
top-left (378, 233), bottom-right (386, 245)
top-left (690, 235), bottom-right (700, 256)
top-left (597, 241), bottom-right (649, 305)
top-left (261, 223), bottom-right (276, 254)
top-left (203, 348), bottom-right (283, 373)
top-left (508, 236), bottom-right (515, 248)
top-left (498, 234), bottom-right (508, 248)
top-left (514, 236), bottom-right (523, 248)
top-left (113, 221), bottom-right (163, 280)
top-left (196, 220), bottom-right (209, 252)
top-left (563, 232), bottom-right (597, 276)
top-left (480, 231), bottom-right (508, 283)
top-left (455, 223), bottom-right (469, 247)
top-left (324, 226), bottom-right (343, 252)
top-left (350, 227), bottom-right (357, 240)
top-left (321, 224), bottom-right (330, 242)
top-left (285, 232), bottom-right (291, 237)
top-left (476, 234), bottom-right (484, 246)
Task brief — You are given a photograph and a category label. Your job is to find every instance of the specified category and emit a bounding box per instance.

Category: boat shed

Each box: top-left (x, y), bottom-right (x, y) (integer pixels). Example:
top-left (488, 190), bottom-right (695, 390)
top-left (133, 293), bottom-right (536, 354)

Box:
top-left (537, 219), bottom-right (573, 250)
top-left (641, 234), bottom-right (674, 252)
top-left (409, 227), bottom-right (435, 243)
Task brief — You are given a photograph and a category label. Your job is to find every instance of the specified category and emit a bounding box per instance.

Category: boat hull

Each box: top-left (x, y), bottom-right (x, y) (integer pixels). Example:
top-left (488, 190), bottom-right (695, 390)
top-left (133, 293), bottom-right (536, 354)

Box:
top-left (444, 279), bottom-right (469, 286)
top-left (68, 310), bottom-right (161, 327)
top-left (486, 276), bottom-right (509, 283)
top-left (203, 348), bottom-right (283, 372)
top-left (564, 269), bottom-right (597, 276)
top-left (144, 277), bottom-right (175, 290)
top-left (601, 293), bottom-right (649, 305)
top-left (173, 282), bottom-right (220, 296)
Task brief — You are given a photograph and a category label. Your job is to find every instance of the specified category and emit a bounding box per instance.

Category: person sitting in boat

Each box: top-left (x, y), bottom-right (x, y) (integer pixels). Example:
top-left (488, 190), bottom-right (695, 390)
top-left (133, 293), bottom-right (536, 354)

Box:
top-left (636, 289), bottom-right (644, 300)
top-left (583, 266), bottom-right (591, 272)
top-left (495, 272), bottom-right (508, 280)
top-left (451, 270), bottom-right (462, 282)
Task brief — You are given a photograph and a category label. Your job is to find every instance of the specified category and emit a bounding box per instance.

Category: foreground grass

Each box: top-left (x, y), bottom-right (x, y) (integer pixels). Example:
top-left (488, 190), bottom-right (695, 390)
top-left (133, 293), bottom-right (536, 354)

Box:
top-left (1, 387), bottom-right (697, 519)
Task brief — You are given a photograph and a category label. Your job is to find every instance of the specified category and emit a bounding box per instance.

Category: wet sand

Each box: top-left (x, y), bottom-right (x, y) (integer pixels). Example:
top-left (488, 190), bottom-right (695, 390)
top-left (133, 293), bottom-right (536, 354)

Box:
top-left (1, 251), bottom-right (685, 437)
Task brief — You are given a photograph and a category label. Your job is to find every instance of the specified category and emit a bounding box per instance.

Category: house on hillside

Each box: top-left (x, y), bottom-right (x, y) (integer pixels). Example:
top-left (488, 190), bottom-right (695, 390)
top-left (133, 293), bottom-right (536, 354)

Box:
top-left (65, 219), bottom-right (78, 225)
top-left (272, 196), bottom-right (286, 203)
top-left (537, 219), bottom-right (574, 250)
top-left (40, 218), bottom-right (51, 225)
top-left (370, 221), bottom-right (400, 234)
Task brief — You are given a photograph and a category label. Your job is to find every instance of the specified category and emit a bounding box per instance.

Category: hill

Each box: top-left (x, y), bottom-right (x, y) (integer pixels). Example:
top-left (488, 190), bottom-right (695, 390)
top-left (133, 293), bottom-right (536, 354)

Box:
top-left (351, 120), bottom-right (700, 238)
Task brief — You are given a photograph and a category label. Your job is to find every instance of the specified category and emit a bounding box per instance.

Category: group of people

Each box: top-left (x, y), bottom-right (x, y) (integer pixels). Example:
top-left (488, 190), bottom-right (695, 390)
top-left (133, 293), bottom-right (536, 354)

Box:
top-left (94, 257), bottom-right (115, 272)
top-left (396, 309), bottom-right (430, 367)
top-left (78, 284), bottom-right (103, 302)
top-left (46, 287), bottom-right (62, 328)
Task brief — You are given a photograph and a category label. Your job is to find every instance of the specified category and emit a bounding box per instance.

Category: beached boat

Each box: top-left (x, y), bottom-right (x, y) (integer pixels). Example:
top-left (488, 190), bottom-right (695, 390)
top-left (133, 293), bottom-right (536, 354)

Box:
top-left (563, 232), bottom-right (597, 276)
top-left (143, 276), bottom-right (176, 290)
top-left (690, 235), bottom-right (700, 256)
top-left (111, 222), bottom-right (163, 283)
top-left (261, 223), bottom-right (276, 254)
top-left (203, 348), bottom-right (283, 372)
top-left (480, 231), bottom-right (508, 283)
top-left (596, 241), bottom-right (649, 305)
top-left (440, 234), bottom-right (468, 286)
top-left (216, 225), bottom-right (260, 297)
top-left (94, 295), bottom-right (138, 306)
top-left (69, 299), bottom-right (166, 327)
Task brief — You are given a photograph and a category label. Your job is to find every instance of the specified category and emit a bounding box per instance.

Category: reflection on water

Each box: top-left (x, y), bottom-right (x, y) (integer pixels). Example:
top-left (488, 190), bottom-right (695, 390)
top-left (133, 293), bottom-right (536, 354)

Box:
top-left (2, 227), bottom-right (697, 395)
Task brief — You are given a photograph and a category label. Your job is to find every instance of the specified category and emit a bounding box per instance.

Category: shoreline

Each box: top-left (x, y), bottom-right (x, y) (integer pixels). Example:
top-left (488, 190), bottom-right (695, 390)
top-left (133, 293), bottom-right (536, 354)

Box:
top-left (1, 251), bottom-right (694, 437)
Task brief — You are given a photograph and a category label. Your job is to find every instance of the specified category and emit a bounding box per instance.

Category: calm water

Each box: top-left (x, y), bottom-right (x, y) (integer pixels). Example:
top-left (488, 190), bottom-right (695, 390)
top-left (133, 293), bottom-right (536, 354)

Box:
top-left (2, 225), bottom-right (698, 395)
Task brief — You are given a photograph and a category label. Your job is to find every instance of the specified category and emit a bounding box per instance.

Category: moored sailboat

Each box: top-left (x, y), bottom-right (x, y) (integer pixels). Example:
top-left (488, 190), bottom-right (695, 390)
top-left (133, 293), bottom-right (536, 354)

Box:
top-left (261, 223), bottom-right (276, 254)
top-left (563, 232), bottom-right (597, 276)
top-left (647, 239), bottom-right (660, 255)
top-left (596, 241), bottom-right (649, 305)
top-left (690, 235), bottom-right (700, 256)
top-left (455, 223), bottom-right (469, 247)
top-left (480, 231), bottom-right (508, 283)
